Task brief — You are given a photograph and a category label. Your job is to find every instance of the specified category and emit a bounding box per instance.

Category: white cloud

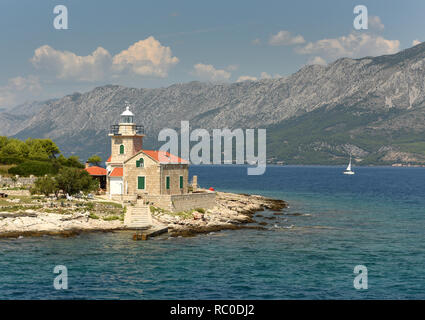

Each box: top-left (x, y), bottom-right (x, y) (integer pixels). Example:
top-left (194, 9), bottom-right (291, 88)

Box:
top-left (31, 45), bottom-right (112, 81)
top-left (112, 36), bottom-right (179, 77)
top-left (412, 39), bottom-right (421, 46)
top-left (0, 75), bottom-right (42, 108)
top-left (369, 16), bottom-right (385, 31)
top-left (296, 32), bottom-right (400, 62)
top-left (192, 63), bottom-right (231, 82)
top-left (307, 56), bottom-right (327, 66)
top-left (236, 75), bottom-right (257, 82)
top-left (236, 72), bottom-right (282, 82)
top-left (269, 30), bottom-right (305, 46)
top-left (251, 38), bottom-right (261, 45)
top-left (30, 36), bottom-right (179, 81)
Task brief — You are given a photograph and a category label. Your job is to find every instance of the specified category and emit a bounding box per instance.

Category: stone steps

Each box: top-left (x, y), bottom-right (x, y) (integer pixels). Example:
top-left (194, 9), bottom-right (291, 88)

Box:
top-left (125, 201), bottom-right (152, 229)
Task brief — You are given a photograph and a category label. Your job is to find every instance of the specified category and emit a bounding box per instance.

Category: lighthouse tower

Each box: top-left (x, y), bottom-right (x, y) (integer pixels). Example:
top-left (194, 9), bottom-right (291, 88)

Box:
top-left (108, 106), bottom-right (145, 163)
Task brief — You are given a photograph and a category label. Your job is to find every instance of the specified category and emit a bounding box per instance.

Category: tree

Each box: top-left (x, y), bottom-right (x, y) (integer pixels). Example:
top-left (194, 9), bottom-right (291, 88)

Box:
top-left (30, 175), bottom-right (59, 197)
top-left (26, 138), bottom-right (60, 159)
top-left (87, 155), bottom-right (102, 166)
top-left (55, 167), bottom-right (99, 196)
top-left (67, 155), bottom-right (84, 168)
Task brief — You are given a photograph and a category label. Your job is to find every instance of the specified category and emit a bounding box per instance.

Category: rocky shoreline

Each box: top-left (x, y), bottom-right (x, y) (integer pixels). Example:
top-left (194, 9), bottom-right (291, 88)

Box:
top-left (156, 192), bottom-right (287, 237)
top-left (0, 191), bottom-right (287, 239)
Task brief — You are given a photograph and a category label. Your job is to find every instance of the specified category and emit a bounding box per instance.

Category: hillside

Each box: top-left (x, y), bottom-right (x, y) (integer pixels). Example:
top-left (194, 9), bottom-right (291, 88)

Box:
top-left (5, 42), bottom-right (425, 164)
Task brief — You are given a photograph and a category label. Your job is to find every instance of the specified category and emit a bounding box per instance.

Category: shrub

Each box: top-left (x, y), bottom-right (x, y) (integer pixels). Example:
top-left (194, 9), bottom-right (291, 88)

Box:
top-left (9, 160), bottom-right (58, 176)
top-left (30, 175), bottom-right (59, 197)
top-left (56, 167), bottom-right (99, 195)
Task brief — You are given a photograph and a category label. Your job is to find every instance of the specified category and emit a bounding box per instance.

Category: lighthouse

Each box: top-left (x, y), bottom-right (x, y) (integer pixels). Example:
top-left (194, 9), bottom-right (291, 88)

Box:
top-left (108, 106), bottom-right (145, 164)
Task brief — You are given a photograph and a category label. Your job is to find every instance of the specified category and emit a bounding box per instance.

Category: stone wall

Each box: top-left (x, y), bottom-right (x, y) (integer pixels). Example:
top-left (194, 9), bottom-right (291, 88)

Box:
top-left (143, 191), bottom-right (216, 212)
top-left (0, 175), bottom-right (36, 188)
top-left (161, 164), bottom-right (189, 195)
top-left (0, 189), bottom-right (31, 196)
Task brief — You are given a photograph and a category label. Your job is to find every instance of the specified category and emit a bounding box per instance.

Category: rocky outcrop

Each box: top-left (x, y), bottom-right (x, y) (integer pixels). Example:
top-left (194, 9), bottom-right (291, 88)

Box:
top-left (0, 191), bottom-right (287, 238)
top-left (153, 191), bottom-right (287, 237)
top-left (0, 210), bottom-right (123, 238)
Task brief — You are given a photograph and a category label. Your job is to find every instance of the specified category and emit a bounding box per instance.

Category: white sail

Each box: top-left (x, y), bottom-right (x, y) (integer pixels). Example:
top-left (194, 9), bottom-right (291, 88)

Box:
top-left (346, 157), bottom-right (352, 171)
top-left (343, 155), bottom-right (354, 174)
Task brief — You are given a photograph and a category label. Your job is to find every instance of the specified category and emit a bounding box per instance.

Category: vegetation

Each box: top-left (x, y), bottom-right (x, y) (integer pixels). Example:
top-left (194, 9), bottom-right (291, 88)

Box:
top-left (87, 155), bottom-right (102, 166)
top-left (30, 175), bottom-right (58, 197)
top-left (0, 136), bottom-right (84, 176)
top-left (29, 167), bottom-right (98, 197)
top-left (267, 105), bottom-right (425, 165)
top-left (55, 167), bottom-right (99, 196)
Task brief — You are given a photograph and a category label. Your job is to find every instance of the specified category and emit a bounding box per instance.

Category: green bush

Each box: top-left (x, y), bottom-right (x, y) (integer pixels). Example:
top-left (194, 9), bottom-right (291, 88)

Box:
top-left (0, 156), bottom-right (24, 165)
top-left (30, 175), bottom-right (59, 196)
top-left (9, 160), bottom-right (58, 176)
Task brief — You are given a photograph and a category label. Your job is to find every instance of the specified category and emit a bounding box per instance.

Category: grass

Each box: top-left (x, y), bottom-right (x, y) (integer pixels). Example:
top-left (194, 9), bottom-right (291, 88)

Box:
top-left (89, 213), bottom-right (99, 219)
top-left (0, 205), bottom-right (43, 212)
top-left (97, 201), bottom-right (123, 209)
top-left (102, 215), bottom-right (120, 221)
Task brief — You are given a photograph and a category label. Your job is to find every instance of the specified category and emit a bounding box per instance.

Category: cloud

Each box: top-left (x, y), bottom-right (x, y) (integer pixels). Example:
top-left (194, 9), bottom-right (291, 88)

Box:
top-left (192, 63), bottom-right (231, 82)
top-left (30, 36), bottom-right (179, 81)
top-left (0, 75), bottom-right (42, 108)
top-left (307, 56), bottom-right (327, 66)
top-left (296, 32), bottom-right (400, 62)
top-left (251, 38), bottom-right (261, 45)
top-left (236, 75), bottom-right (258, 82)
top-left (31, 45), bottom-right (112, 82)
top-left (112, 36), bottom-right (179, 77)
top-left (368, 16), bottom-right (385, 31)
top-left (269, 30), bottom-right (305, 46)
top-left (236, 72), bottom-right (282, 82)
top-left (412, 39), bottom-right (421, 46)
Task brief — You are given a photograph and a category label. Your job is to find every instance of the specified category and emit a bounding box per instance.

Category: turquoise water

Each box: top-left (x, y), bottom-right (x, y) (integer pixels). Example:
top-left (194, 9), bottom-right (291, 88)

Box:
top-left (0, 165), bottom-right (424, 299)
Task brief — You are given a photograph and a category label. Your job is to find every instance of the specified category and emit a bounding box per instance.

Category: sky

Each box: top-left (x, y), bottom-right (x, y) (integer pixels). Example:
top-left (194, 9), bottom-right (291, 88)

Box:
top-left (0, 0), bottom-right (424, 108)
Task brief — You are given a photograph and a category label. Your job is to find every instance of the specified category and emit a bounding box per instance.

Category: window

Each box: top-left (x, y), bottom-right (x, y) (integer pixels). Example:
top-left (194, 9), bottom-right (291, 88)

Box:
top-left (166, 176), bottom-right (170, 190)
top-left (119, 144), bottom-right (124, 154)
top-left (179, 176), bottom-right (183, 189)
top-left (136, 158), bottom-right (144, 168)
top-left (137, 176), bottom-right (145, 190)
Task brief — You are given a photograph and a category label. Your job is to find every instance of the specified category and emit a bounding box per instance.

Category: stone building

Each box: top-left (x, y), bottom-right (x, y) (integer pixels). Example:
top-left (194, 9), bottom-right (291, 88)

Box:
top-left (104, 106), bottom-right (215, 213)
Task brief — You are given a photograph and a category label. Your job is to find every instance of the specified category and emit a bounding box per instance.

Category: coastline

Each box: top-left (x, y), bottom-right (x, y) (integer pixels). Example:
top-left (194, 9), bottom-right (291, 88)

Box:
top-left (0, 191), bottom-right (287, 239)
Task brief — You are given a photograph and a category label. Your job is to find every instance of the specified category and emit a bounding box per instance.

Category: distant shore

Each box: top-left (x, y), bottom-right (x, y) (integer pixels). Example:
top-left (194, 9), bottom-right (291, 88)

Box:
top-left (0, 191), bottom-right (287, 239)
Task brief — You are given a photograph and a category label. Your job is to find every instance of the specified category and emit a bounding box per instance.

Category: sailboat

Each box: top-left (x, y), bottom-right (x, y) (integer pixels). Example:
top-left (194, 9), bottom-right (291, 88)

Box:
top-left (343, 155), bottom-right (355, 175)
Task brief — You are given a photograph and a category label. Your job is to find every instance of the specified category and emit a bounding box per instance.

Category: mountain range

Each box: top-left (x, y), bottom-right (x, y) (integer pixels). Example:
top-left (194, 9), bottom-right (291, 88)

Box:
top-left (3, 42), bottom-right (425, 165)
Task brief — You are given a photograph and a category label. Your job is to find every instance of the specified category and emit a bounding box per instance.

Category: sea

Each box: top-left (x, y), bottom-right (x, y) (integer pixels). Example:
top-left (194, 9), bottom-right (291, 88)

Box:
top-left (0, 165), bottom-right (424, 299)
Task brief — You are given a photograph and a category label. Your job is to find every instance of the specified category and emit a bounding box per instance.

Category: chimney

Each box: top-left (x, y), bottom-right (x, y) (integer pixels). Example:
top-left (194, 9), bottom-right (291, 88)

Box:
top-left (85, 161), bottom-right (90, 169)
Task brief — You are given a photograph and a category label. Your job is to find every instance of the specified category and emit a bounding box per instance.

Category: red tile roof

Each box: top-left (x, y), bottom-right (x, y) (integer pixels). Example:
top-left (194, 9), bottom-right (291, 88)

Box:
top-left (143, 150), bottom-right (188, 164)
top-left (106, 150), bottom-right (188, 165)
top-left (110, 167), bottom-right (123, 177)
top-left (85, 166), bottom-right (107, 176)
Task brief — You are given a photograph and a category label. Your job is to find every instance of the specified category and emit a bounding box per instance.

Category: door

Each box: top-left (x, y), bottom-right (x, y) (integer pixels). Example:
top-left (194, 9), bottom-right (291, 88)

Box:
top-left (110, 178), bottom-right (123, 194)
